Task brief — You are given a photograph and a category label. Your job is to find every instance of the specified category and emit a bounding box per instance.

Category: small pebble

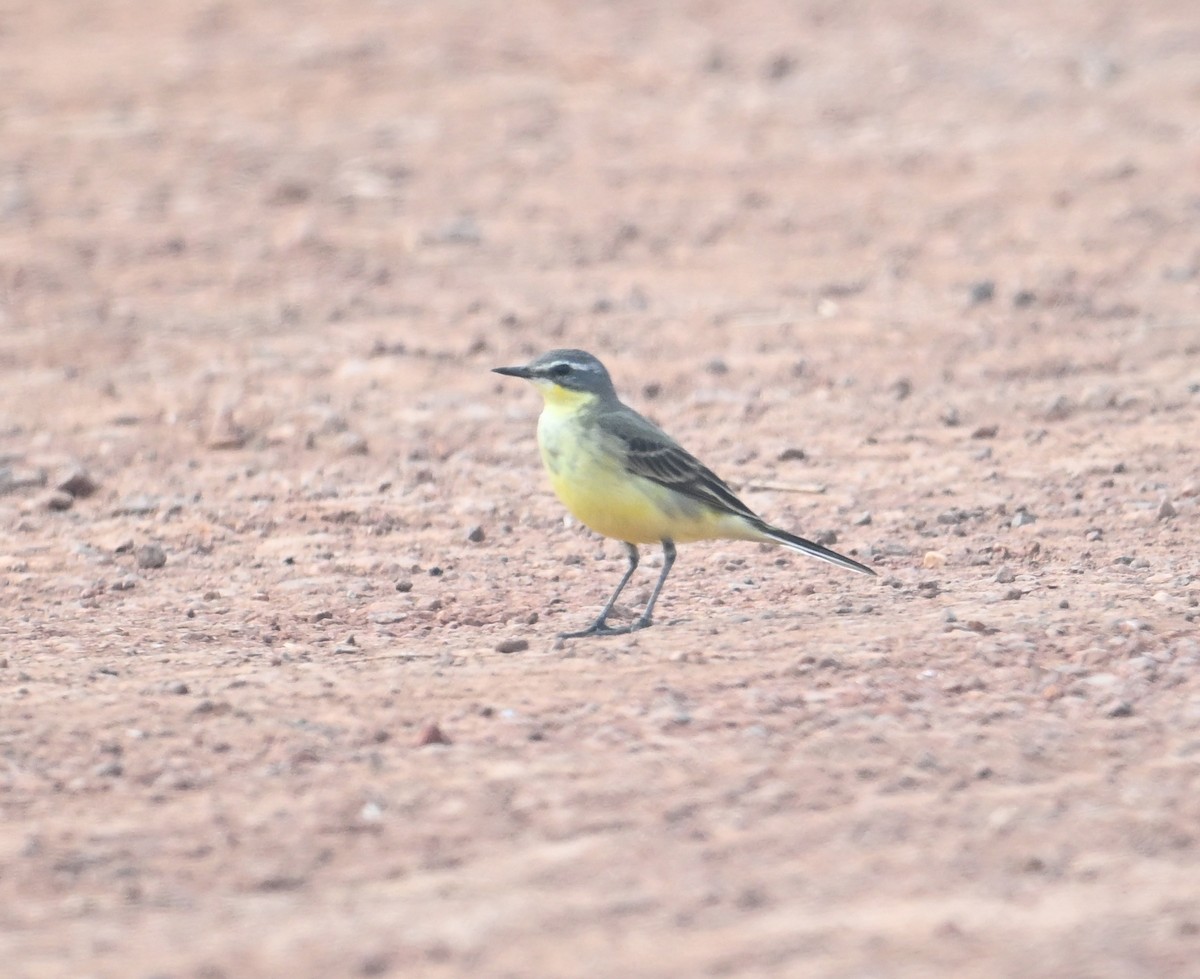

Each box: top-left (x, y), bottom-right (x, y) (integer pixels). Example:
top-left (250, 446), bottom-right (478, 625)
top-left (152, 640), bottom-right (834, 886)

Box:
top-left (1105, 700), bottom-right (1134, 719)
top-left (166, 681), bottom-right (189, 695)
top-left (1076, 52), bottom-right (1122, 89)
top-left (336, 432), bottom-right (369, 456)
top-left (395, 580), bottom-right (413, 593)
top-left (1011, 509), bottom-right (1037, 528)
top-left (764, 52), bottom-right (798, 80)
top-left (968, 280), bottom-right (995, 305)
top-left (40, 490), bottom-right (75, 511)
top-left (467, 525), bottom-right (486, 543)
top-left (206, 408), bottom-right (246, 450)
top-left (852, 511), bottom-right (872, 526)
top-left (496, 638), bottom-right (529, 654)
top-left (1082, 385), bottom-right (1120, 410)
top-left (433, 214), bottom-right (482, 245)
top-left (993, 566), bottom-right (1015, 583)
top-left (415, 722), bottom-right (451, 747)
top-left (113, 495), bottom-right (158, 517)
top-left (136, 543), bottom-right (167, 569)
top-left (1157, 500), bottom-right (1177, 520)
top-left (922, 551), bottom-right (946, 569)
top-left (56, 465), bottom-right (99, 498)
top-left (1043, 395), bottom-right (1074, 421)
top-left (1003, 588), bottom-right (1023, 601)
top-left (777, 447), bottom-right (807, 462)
top-left (0, 465), bottom-right (47, 494)
top-left (370, 609), bottom-right (407, 624)
top-left (971, 424), bottom-right (998, 439)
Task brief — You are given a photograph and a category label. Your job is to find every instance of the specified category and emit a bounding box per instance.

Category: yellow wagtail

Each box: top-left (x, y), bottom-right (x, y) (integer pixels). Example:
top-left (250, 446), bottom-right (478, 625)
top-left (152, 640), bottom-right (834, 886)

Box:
top-left (493, 349), bottom-right (875, 638)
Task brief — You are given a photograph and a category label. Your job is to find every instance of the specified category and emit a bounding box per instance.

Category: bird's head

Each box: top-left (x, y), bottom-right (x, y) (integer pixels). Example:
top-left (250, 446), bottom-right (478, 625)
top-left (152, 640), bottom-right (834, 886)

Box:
top-left (493, 349), bottom-right (618, 405)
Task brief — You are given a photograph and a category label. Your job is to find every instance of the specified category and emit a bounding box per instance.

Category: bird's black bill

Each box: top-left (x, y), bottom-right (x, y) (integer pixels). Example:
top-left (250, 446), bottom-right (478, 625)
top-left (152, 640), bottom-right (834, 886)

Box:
top-left (492, 365), bottom-right (533, 378)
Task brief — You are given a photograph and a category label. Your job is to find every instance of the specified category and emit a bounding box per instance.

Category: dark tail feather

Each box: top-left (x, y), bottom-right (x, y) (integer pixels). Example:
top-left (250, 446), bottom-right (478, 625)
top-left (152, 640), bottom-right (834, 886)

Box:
top-left (755, 521), bottom-right (876, 576)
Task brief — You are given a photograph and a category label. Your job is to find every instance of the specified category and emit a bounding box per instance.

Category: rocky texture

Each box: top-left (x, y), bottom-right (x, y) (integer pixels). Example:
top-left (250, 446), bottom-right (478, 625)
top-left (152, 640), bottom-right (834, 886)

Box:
top-left (1, 2), bottom-right (1199, 978)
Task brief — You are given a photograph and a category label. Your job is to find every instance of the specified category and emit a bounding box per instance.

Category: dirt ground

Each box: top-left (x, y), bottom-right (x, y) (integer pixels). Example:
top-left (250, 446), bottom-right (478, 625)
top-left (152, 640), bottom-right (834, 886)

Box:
top-left (2, 1), bottom-right (1200, 976)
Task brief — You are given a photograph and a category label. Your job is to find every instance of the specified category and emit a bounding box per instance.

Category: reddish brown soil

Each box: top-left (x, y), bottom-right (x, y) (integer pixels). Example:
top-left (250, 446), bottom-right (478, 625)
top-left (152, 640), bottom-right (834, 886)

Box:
top-left (3, 2), bottom-right (1200, 977)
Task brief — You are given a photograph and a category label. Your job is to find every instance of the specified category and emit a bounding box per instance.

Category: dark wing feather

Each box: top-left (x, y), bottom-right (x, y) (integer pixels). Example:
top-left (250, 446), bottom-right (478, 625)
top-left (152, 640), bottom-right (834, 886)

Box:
top-left (593, 404), bottom-right (876, 576)
top-left (618, 431), bottom-right (761, 522)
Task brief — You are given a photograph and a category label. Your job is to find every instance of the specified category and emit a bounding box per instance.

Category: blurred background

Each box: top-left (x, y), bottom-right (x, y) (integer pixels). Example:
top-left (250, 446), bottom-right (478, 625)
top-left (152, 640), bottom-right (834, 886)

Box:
top-left (3, 0), bottom-right (1197, 373)
top-left (3, 3), bottom-right (1199, 977)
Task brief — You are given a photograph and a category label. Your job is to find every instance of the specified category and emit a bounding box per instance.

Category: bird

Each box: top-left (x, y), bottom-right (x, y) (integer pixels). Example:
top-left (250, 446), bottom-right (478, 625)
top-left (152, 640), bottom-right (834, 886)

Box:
top-left (493, 348), bottom-right (875, 638)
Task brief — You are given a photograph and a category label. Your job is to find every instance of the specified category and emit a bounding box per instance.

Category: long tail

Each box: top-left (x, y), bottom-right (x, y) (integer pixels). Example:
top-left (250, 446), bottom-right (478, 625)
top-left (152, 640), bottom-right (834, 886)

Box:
top-left (753, 520), bottom-right (876, 576)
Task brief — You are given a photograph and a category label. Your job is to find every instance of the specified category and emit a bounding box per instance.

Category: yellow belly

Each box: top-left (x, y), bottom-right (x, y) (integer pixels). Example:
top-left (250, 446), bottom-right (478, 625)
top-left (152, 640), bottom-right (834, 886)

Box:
top-left (536, 402), bottom-right (748, 545)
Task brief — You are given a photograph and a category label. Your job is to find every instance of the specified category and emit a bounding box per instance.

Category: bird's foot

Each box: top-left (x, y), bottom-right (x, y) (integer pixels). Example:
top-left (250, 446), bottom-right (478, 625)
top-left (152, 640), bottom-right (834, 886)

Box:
top-left (558, 618), bottom-right (653, 640)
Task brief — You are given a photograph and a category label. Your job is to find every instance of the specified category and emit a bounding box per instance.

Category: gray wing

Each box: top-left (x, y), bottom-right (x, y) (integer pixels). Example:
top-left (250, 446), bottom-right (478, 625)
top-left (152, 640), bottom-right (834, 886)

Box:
top-left (602, 407), bottom-right (761, 522)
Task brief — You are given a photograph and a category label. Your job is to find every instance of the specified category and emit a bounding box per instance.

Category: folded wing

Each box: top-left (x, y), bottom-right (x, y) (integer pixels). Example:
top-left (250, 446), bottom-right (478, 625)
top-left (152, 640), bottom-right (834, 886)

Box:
top-left (619, 431), bottom-right (760, 523)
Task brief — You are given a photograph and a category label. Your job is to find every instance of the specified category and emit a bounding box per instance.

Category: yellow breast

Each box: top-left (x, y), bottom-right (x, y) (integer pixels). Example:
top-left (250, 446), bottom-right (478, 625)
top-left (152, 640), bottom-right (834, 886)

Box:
top-left (534, 392), bottom-right (745, 545)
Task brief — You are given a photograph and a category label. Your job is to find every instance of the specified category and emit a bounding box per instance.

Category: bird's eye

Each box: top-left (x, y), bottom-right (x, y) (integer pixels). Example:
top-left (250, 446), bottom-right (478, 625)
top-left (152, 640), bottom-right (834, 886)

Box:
top-left (550, 363), bottom-right (572, 377)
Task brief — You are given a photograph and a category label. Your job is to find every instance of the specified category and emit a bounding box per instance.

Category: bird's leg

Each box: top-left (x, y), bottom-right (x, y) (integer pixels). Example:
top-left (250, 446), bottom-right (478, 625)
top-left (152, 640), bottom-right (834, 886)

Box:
top-left (631, 539), bottom-right (676, 631)
top-left (559, 542), bottom-right (640, 639)
top-left (560, 540), bottom-right (678, 638)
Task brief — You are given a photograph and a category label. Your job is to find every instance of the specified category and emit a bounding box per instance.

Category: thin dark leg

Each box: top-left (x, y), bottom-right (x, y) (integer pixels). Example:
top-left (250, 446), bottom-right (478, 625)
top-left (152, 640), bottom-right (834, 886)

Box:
top-left (559, 540), bottom-right (677, 639)
top-left (559, 542), bottom-right (640, 639)
top-left (631, 540), bottom-right (675, 631)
